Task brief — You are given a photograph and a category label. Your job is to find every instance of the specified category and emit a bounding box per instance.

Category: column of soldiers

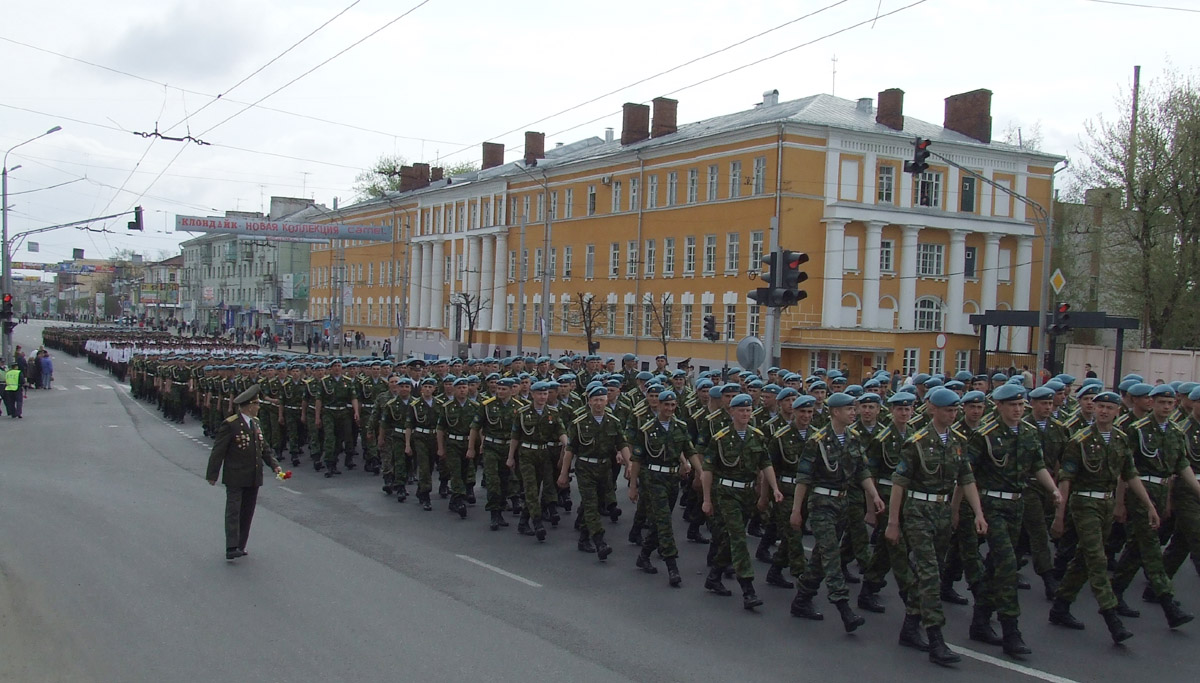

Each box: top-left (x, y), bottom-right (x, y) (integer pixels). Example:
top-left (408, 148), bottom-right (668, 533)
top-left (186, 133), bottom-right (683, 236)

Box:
top-left (55, 326), bottom-right (1200, 667)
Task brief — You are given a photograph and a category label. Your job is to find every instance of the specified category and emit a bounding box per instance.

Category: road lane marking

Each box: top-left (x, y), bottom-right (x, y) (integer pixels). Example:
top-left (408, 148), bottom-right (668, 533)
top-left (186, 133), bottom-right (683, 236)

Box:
top-left (73, 366), bottom-right (105, 378)
top-left (456, 554), bottom-right (542, 588)
top-left (56, 387), bottom-right (68, 391)
top-left (953, 644), bottom-right (1082, 683)
top-left (278, 486), bottom-right (302, 495)
top-left (75, 385), bottom-right (91, 391)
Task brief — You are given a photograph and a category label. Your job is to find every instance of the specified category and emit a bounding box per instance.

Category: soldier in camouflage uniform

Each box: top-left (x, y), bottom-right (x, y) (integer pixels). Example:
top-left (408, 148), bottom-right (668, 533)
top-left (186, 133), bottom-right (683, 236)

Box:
top-left (316, 359), bottom-right (359, 475)
top-left (437, 377), bottom-right (479, 519)
top-left (376, 375), bottom-right (410, 501)
top-left (886, 388), bottom-right (986, 666)
top-left (559, 385), bottom-right (630, 561)
top-left (474, 377), bottom-right (519, 530)
top-left (1049, 391), bottom-right (1159, 643)
top-left (408, 378), bottom-right (441, 511)
top-left (788, 392), bottom-right (883, 631)
top-left (358, 361), bottom-right (386, 475)
top-left (702, 393), bottom-right (783, 610)
top-left (1163, 385), bottom-right (1200, 582)
top-left (305, 365), bottom-right (326, 472)
top-left (763, 394), bottom-right (815, 591)
top-left (628, 389), bottom-right (699, 586)
top-left (942, 390), bottom-right (988, 606)
top-left (508, 381), bottom-right (568, 541)
top-left (1110, 383), bottom-right (1198, 628)
top-left (965, 384), bottom-right (1062, 656)
top-left (1026, 385), bottom-right (1071, 600)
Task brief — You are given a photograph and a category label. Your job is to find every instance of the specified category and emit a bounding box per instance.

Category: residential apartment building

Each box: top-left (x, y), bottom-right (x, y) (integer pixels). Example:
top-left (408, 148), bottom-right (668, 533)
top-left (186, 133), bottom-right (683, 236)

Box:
top-left (132, 255), bottom-right (183, 322)
top-left (310, 87), bottom-right (1061, 377)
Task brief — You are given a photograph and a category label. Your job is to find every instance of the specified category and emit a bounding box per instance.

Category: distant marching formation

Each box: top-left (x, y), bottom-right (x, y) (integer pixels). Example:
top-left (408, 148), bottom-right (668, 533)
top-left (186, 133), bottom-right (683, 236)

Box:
top-left (44, 325), bottom-right (1200, 667)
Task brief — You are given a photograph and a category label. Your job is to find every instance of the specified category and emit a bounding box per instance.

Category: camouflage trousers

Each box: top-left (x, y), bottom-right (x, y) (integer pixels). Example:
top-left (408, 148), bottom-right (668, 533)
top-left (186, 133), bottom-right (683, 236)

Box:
top-left (575, 460), bottom-right (614, 536)
top-left (771, 486), bottom-right (807, 578)
top-left (946, 498), bottom-right (984, 590)
top-left (839, 487), bottom-right (871, 570)
top-left (798, 491), bottom-right (849, 603)
top-left (1056, 495), bottom-right (1118, 610)
top-left (979, 497), bottom-right (1024, 618)
top-left (480, 441), bottom-right (512, 512)
top-left (380, 427), bottom-right (407, 483)
top-left (640, 470), bottom-right (680, 560)
top-left (412, 435), bottom-right (437, 496)
top-left (259, 405), bottom-right (279, 454)
top-left (307, 409), bottom-right (323, 462)
top-left (282, 407), bottom-right (304, 456)
top-left (902, 497), bottom-right (953, 628)
top-left (1163, 483), bottom-right (1200, 580)
top-left (361, 406), bottom-right (379, 466)
top-left (712, 485), bottom-right (758, 580)
top-left (1022, 483), bottom-right (1057, 576)
top-left (518, 445), bottom-right (554, 520)
top-left (1112, 481), bottom-right (1174, 598)
top-left (863, 485), bottom-right (918, 614)
top-left (322, 409), bottom-right (354, 466)
top-left (442, 438), bottom-right (470, 498)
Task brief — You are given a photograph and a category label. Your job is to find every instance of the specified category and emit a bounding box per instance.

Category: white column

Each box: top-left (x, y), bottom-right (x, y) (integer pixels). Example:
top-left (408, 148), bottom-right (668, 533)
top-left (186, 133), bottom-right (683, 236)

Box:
top-left (491, 232), bottom-right (507, 332)
top-left (419, 243), bottom-right (434, 328)
top-left (947, 230), bottom-right (967, 334)
top-left (821, 220), bottom-right (846, 327)
top-left (862, 221), bottom-right (884, 328)
top-left (1013, 236), bottom-right (1034, 350)
top-left (467, 236), bottom-right (482, 300)
top-left (479, 235), bottom-right (495, 331)
top-left (430, 241), bottom-right (445, 331)
top-left (408, 243), bottom-right (423, 329)
top-left (981, 233), bottom-right (1000, 315)
top-left (899, 224), bottom-right (920, 330)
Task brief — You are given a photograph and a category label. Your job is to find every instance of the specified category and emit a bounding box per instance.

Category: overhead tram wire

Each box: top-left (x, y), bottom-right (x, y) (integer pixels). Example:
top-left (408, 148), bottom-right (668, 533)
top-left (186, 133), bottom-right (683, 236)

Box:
top-left (1081, 0), bottom-right (1200, 12)
top-left (0, 35), bottom-right (462, 145)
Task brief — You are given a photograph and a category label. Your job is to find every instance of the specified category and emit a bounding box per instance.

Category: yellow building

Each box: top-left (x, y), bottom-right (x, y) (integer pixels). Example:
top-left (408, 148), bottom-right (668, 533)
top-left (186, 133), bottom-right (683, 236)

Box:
top-left (309, 87), bottom-right (1062, 378)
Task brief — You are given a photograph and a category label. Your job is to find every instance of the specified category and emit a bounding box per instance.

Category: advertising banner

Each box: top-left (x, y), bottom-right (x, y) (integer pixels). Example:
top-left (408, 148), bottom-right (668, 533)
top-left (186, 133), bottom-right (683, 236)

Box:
top-left (175, 215), bottom-right (390, 242)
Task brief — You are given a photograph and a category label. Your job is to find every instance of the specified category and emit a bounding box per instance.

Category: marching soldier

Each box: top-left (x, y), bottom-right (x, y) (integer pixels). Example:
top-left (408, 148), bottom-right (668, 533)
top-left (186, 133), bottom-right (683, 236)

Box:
top-left (474, 378), bottom-right (520, 530)
top-left (508, 381), bottom-right (568, 541)
top-left (437, 377), bottom-right (479, 519)
top-left (558, 385), bottom-right (630, 561)
top-left (408, 378), bottom-right (441, 511)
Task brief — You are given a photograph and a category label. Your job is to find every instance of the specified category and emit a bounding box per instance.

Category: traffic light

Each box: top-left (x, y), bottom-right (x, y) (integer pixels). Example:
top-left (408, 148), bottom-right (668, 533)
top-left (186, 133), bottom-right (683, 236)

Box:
top-left (1, 293), bottom-right (13, 320)
top-left (2, 321), bottom-right (15, 336)
top-left (776, 250), bottom-right (810, 306)
top-left (1050, 302), bottom-right (1071, 335)
top-left (702, 314), bottom-right (719, 342)
top-left (904, 138), bottom-right (932, 176)
top-left (127, 205), bottom-right (144, 231)
top-left (748, 251), bottom-right (778, 307)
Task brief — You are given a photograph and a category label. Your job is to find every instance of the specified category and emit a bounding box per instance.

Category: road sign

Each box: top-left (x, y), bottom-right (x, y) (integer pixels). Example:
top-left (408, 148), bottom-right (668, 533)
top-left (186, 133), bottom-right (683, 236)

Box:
top-left (736, 336), bottom-right (766, 371)
top-left (1050, 268), bottom-right (1066, 295)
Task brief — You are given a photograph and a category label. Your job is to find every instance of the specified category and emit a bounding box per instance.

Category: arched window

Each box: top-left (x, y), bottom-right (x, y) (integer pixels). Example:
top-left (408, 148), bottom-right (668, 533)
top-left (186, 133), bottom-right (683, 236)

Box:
top-left (914, 298), bottom-right (943, 331)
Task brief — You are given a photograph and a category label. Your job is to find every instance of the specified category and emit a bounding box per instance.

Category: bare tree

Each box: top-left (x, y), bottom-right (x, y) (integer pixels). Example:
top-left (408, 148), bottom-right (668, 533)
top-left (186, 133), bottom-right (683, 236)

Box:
top-left (642, 292), bottom-right (674, 358)
top-left (567, 292), bottom-right (606, 354)
top-left (450, 292), bottom-right (490, 354)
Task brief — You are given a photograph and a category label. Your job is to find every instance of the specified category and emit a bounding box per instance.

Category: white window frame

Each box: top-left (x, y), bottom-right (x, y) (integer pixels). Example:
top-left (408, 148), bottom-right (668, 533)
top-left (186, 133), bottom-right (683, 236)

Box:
top-left (624, 304), bottom-right (635, 337)
top-left (564, 189), bottom-right (574, 218)
top-left (843, 235), bottom-right (859, 273)
top-left (913, 171), bottom-right (942, 208)
top-left (563, 246), bottom-right (572, 279)
top-left (609, 243), bottom-right (620, 278)
top-left (681, 304), bottom-right (693, 339)
top-left (877, 165), bottom-right (895, 204)
top-left (917, 243), bottom-right (945, 277)
top-left (611, 182), bottom-right (621, 213)
top-left (748, 304), bottom-right (761, 338)
top-left (647, 175), bottom-right (658, 209)
top-left (729, 161), bottom-right (742, 198)
top-left (606, 303), bottom-right (616, 335)
top-left (724, 304), bottom-right (737, 340)
top-left (587, 185), bottom-right (597, 216)
top-left (663, 237), bottom-right (676, 276)
top-left (752, 156), bottom-right (766, 195)
top-left (914, 298), bottom-right (943, 331)
top-left (955, 350), bottom-right (971, 374)
top-left (667, 171), bottom-right (678, 206)
top-left (928, 349), bottom-right (945, 375)
top-left (626, 240), bottom-right (638, 277)
top-left (703, 235), bottom-right (717, 275)
top-left (687, 168), bottom-right (698, 203)
top-left (706, 165), bottom-right (718, 201)
top-left (629, 177), bottom-right (639, 212)
top-left (725, 232), bottom-right (740, 274)
top-left (684, 236), bottom-right (696, 275)
top-left (644, 240), bottom-right (656, 277)
top-left (902, 348), bottom-right (919, 376)
top-left (880, 239), bottom-right (895, 273)
top-left (584, 244), bottom-right (595, 280)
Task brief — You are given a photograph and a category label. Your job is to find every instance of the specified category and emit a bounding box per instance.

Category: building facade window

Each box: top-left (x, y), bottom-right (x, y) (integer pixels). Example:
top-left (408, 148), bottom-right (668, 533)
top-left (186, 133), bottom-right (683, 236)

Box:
top-left (587, 185), bottom-right (597, 216)
top-left (643, 304), bottom-right (653, 337)
top-left (964, 246), bottom-right (977, 279)
top-left (564, 189), bottom-right (574, 218)
top-left (880, 239), bottom-right (895, 273)
top-left (707, 165), bottom-right (718, 201)
top-left (917, 243), bottom-right (945, 277)
top-left (563, 246), bottom-right (572, 278)
top-left (877, 165), bottom-right (895, 204)
top-left (750, 230), bottom-right (764, 271)
top-left (687, 168), bottom-right (699, 203)
top-left (506, 303), bottom-right (514, 331)
top-left (955, 350), bottom-right (971, 374)
top-left (729, 161), bottom-right (742, 198)
top-left (585, 244), bottom-right (595, 279)
top-left (667, 171), bottom-right (678, 206)
top-left (536, 195), bottom-right (544, 222)
top-left (663, 237), bottom-right (675, 276)
top-left (629, 177), bottom-right (639, 212)
top-left (606, 304), bottom-right (616, 335)
top-left (647, 175), bottom-right (658, 209)
top-left (534, 248), bottom-right (543, 281)
top-left (724, 304), bottom-right (737, 340)
top-left (725, 232), bottom-right (740, 274)
top-left (549, 247), bottom-right (557, 279)
top-left (748, 304), bottom-right (761, 337)
top-left (611, 182), bottom-right (621, 213)
top-left (624, 304), bottom-right (635, 336)
top-left (914, 171), bottom-right (942, 207)
top-left (561, 303), bottom-right (570, 333)
top-left (902, 348), bottom-right (919, 376)
top-left (645, 240), bottom-right (656, 277)
top-left (914, 298), bottom-right (943, 331)
top-left (752, 156), bottom-right (767, 195)
top-left (703, 235), bottom-right (717, 275)
top-left (626, 241), bottom-right (638, 277)
top-left (681, 304), bottom-right (693, 339)
top-left (928, 349), bottom-right (945, 375)
top-left (684, 237), bottom-right (696, 274)
top-left (609, 243), bottom-right (620, 278)
top-left (960, 176), bottom-right (976, 212)
top-left (874, 353), bottom-right (888, 372)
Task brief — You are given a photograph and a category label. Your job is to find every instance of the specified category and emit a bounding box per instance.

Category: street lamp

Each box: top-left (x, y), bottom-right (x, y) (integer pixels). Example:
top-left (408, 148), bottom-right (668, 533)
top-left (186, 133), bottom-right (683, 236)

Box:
top-left (513, 163), bottom-right (553, 357)
top-left (3, 125), bottom-right (62, 360)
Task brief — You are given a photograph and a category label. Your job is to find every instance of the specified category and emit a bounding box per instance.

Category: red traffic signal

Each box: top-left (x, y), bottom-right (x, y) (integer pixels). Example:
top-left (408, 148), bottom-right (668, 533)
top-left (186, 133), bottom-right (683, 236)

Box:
top-left (1057, 303), bottom-right (1070, 314)
top-left (2, 294), bottom-right (11, 304)
top-left (904, 137), bottom-right (932, 176)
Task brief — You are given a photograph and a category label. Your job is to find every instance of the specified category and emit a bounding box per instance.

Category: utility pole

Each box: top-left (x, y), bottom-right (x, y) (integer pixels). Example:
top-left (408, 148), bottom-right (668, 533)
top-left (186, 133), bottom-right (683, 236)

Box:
top-left (516, 214), bottom-right (526, 356)
top-left (540, 186), bottom-right (553, 357)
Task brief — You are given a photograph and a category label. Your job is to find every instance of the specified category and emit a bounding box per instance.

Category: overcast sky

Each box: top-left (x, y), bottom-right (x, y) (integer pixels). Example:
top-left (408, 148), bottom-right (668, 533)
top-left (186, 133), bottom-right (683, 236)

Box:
top-left (1, 0), bottom-right (1193, 267)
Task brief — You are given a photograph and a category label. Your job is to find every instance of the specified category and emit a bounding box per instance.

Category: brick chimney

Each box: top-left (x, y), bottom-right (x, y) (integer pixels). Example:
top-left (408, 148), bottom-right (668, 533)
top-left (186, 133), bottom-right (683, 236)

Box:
top-left (651, 97), bottom-right (678, 138)
top-left (399, 164), bottom-right (431, 192)
top-left (482, 142), bottom-right (505, 169)
top-left (524, 131), bottom-right (545, 166)
top-left (876, 88), bottom-right (904, 131)
top-left (621, 102), bottom-right (650, 145)
top-left (943, 89), bottom-right (993, 143)
top-left (430, 167), bottom-right (444, 182)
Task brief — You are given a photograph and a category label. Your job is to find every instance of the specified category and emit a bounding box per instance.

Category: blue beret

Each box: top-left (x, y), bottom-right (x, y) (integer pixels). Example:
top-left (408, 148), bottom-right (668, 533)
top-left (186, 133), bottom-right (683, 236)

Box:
top-left (767, 367), bottom-right (780, 374)
top-left (954, 371), bottom-right (975, 382)
top-left (398, 377), bottom-right (415, 386)
top-left (913, 373), bottom-right (931, 384)
top-left (992, 373), bottom-right (1009, 382)
top-left (622, 353), bottom-right (637, 362)
top-left (1056, 374), bottom-right (1076, 385)
top-left (992, 384), bottom-right (1025, 402)
top-left (1076, 384), bottom-right (1100, 398)
top-left (857, 393), bottom-right (881, 405)
top-left (843, 384), bottom-right (864, 397)
top-left (1190, 386), bottom-right (1200, 402)
top-left (1117, 378), bottom-right (1137, 392)
top-left (1179, 382), bottom-right (1198, 395)
top-left (531, 381), bottom-right (552, 392)
top-left (923, 377), bottom-right (944, 388)
top-left (1044, 380), bottom-right (1065, 392)
top-left (1127, 383), bottom-right (1153, 397)
top-left (1028, 387), bottom-right (1055, 400)
top-left (863, 378), bottom-right (881, 389)
top-left (1170, 381), bottom-right (1183, 391)
top-left (874, 370), bottom-right (892, 381)
top-left (1121, 373), bottom-right (1144, 383)
top-left (826, 392), bottom-right (855, 408)
top-left (813, 367), bottom-right (827, 376)
top-left (777, 387), bottom-right (799, 402)
top-left (645, 383), bottom-right (664, 394)
top-left (721, 383), bottom-right (741, 394)
top-left (747, 379), bottom-right (765, 389)
top-left (467, 375), bottom-right (481, 383)
top-left (809, 381), bottom-right (828, 392)
top-left (486, 372), bottom-right (501, 381)
top-left (944, 380), bottom-right (965, 391)
top-left (587, 386), bottom-right (607, 399)
top-left (729, 393), bottom-right (753, 408)
top-left (604, 379), bottom-right (622, 388)
top-left (453, 377), bottom-right (469, 386)
top-left (672, 369), bottom-right (687, 378)
top-left (442, 374), bottom-right (457, 383)
top-left (928, 387), bottom-right (962, 408)
top-left (708, 386), bottom-right (723, 399)
top-left (761, 383), bottom-right (781, 395)
top-left (658, 390), bottom-right (678, 402)
top-left (420, 377), bottom-right (438, 386)
top-left (557, 374), bottom-right (575, 384)
top-left (961, 390), bottom-right (987, 404)
top-left (636, 371), bottom-right (653, 381)
top-left (695, 379), bottom-right (714, 391)
top-left (1149, 384), bottom-right (1176, 398)
top-left (586, 380), bottom-right (604, 391)
top-left (892, 390), bottom-right (917, 404)
top-left (792, 395), bottom-right (817, 409)
top-left (1093, 391), bottom-right (1122, 405)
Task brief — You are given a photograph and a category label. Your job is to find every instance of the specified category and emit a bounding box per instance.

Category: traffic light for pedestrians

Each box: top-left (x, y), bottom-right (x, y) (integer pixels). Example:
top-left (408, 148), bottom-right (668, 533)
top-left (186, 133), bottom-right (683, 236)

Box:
top-left (1050, 302), bottom-right (1071, 335)
top-left (702, 314), bottom-right (719, 342)
top-left (127, 205), bottom-right (144, 231)
top-left (904, 138), bottom-right (932, 176)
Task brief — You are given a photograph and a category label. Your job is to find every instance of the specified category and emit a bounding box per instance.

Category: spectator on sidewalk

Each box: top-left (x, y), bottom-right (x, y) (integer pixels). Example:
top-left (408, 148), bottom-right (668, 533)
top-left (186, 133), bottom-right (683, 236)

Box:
top-left (39, 351), bottom-right (53, 390)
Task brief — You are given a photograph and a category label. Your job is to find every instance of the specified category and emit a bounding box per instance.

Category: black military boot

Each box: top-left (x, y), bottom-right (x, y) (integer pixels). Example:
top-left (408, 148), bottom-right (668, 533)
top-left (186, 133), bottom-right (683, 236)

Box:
top-left (313, 460), bottom-right (325, 472)
top-left (395, 485), bottom-right (408, 503)
top-left (898, 613), bottom-right (930, 651)
top-left (606, 502), bottom-right (622, 523)
top-left (739, 578), bottom-right (763, 610)
top-left (754, 534), bottom-right (775, 563)
top-left (343, 457), bottom-right (357, 471)
top-left (842, 563), bottom-right (861, 585)
top-left (545, 503), bottom-right (561, 527)
top-left (1161, 594), bottom-right (1195, 629)
top-left (517, 512), bottom-right (534, 536)
top-left (418, 492), bottom-right (432, 511)
top-left (636, 548), bottom-right (658, 574)
top-left (438, 480), bottom-right (449, 499)
top-left (687, 521), bottom-right (710, 544)
top-left (1040, 571), bottom-right (1060, 602)
top-left (510, 495), bottom-right (523, 514)
top-left (927, 626), bottom-right (961, 665)
top-left (627, 524), bottom-right (644, 546)
top-left (578, 528), bottom-right (596, 553)
top-left (999, 616), bottom-right (1031, 656)
top-left (533, 517), bottom-right (547, 542)
top-left (1114, 593), bottom-right (1141, 618)
top-left (704, 567), bottom-right (732, 596)
top-left (1142, 584), bottom-right (1157, 603)
top-left (1100, 607), bottom-right (1133, 643)
top-left (382, 474), bottom-right (395, 495)
top-left (594, 531), bottom-right (612, 561)
top-left (835, 600), bottom-right (865, 632)
top-left (466, 486), bottom-right (476, 505)
top-left (665, 557), bottom-right (682, 587)
top-left (324, 462), bottom-right (341, 478)
top-left (857, 582), bottom-right (886, 614)
top-left (765, 565), bottom-right (794, 589)
top-left (940, 575), bottom-right (968, 605)
top-left (1048, 598), bottom-right (1084, 629)
top-left (790, 591), bottom-right (823, 620)
top-left (559, 488), bottom-right (572, 512)
top-left (490, 510), bottom-right (502, 531)
top-left (457, 496), bottom-right (468, 518)
top-left (747, 516), bottom-right (764, 538)
top-left (291, 455), bottom-right (302, 467)
top-left (496, 511), bottom-right (509, 527)
top-left (969, 605), bottom-right (1003, 646)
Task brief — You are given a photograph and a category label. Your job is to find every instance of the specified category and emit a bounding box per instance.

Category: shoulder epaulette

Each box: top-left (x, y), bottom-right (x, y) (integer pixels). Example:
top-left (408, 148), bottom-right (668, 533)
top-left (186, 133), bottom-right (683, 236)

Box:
top-left (673, 416), bottom-right (688, 427)
top-left (811, 426), bottom-right (827, 440)
top-left (1132, 415), bottom-right (1152, 429)
top-left (978, 421), bottom-right (1000, 437)
top-left (1020, 418), bottom-right (1040, 432)
top-left (875, 425), bottom-right (892, 442)
top-left (481, 396), bottom-right (496, 405)
top-left (706, 410), bottom-right (723, 421)
top-left (1113, 425), bottom-right (1129, 439)
top-left (775, 424), bottom-right (792, 438)
top-left (224, 414), bottom-right (239, 423)
top-left (714, 426), bottom-right (731, 440)
top-left (572, 413), bottom-right (589, 424)
top-left (750, 426), bottom-right (765, 437)
top-left (1070, 428), bottom-right (1090, 443)
top-left (847, 425), bottom-right (860, 439)
top-left (909, 429), bottom-right (927, 443)
top-left (951, 427), bottom-right (966, 441)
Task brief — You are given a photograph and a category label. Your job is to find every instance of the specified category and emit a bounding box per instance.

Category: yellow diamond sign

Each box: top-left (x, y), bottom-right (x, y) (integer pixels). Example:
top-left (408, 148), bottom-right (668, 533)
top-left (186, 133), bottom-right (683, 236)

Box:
top-left (1050, 268), bottom-right (1066, 295)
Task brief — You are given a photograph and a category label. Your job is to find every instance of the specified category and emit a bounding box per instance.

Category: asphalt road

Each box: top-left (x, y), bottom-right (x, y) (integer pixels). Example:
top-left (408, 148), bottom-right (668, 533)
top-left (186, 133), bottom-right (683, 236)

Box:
top-left (1, 321), bottom-right (1197, 683)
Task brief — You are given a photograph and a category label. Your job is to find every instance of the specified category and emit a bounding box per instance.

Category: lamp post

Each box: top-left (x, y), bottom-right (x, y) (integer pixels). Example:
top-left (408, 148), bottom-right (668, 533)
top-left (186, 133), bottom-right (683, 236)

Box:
top-left (3, 125), bottom-right (62, 359)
